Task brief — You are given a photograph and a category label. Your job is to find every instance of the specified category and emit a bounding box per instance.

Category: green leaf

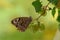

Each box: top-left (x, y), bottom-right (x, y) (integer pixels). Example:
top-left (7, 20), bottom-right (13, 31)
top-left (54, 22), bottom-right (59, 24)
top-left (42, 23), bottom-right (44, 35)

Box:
top-left (57, 9), bottom-right (60, 22)
top-left (32, 24), bottom-right (39, 32)
top-left (37, 21), bottom-right (40, 26)
top-left (57, 16), bottom-right (60, 22)
top-left (32, 0), bottom-right (42, 13)
top-left (48, 0), bottom-right (58, 5)
top-left (29, 21), bottom-right (40, 32)
top-left (58, 24), bottom-right (60, 31)
top-left (39, 23), bottom-right (45, 31)
top-left (52, 7), bottom-right (56, 17)
top-left (56, 0), bottom-right (60, 8)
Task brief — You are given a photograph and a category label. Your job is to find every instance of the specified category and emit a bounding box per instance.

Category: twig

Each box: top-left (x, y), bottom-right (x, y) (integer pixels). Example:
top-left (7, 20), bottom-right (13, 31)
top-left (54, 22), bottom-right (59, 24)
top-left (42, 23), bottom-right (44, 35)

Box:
top-left (35, 2), bottom-right (50, 21)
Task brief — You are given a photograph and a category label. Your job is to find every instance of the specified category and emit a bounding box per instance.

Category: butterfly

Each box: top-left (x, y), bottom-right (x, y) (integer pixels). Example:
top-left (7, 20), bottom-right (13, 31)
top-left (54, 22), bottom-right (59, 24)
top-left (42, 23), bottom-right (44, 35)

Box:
top-left (11, 17), bottom-right (32, 32)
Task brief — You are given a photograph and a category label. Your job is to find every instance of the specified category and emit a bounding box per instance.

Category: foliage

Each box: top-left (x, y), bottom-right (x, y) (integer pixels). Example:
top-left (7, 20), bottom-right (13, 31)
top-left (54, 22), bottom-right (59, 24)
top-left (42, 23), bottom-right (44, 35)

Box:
top-left (57, 9), bottom-right (60, 22)
top-left (48, 0), bottom-right (58, 5)
top-left (29, 20), bottom-right (45, 32)
top-left (31, 0), bottom-right (60, 32)
top-left (56, 0), bottom-right (60, 8)
top-left (58, 24), bottom-right (60, 31)
top-left (52, 7), bottom-right (56, 17)
top-left (32, 0), bottom-right (42, 13)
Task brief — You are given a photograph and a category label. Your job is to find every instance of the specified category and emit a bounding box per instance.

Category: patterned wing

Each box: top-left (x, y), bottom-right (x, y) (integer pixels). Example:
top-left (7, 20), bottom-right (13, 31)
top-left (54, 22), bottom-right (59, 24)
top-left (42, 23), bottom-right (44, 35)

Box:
top-left (11, 17), bottom-right (32, 32)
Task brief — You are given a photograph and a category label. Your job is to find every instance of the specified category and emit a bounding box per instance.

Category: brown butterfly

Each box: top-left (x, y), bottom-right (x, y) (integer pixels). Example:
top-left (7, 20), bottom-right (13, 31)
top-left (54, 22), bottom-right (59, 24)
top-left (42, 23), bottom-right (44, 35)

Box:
top-left (11, 17), bottom-right (32, 32)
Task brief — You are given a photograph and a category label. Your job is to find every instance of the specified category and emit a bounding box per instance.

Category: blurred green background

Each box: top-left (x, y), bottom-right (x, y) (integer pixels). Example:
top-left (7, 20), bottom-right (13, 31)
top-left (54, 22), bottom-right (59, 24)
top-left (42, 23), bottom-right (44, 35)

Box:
top-left (0, 0), bottom-right (59, 40)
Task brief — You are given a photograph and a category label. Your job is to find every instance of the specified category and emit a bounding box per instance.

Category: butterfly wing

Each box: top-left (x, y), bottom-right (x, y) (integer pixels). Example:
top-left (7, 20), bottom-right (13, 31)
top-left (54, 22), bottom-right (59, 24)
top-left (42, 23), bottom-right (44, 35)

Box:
top-left (11, 17), bottom-right (32, 32)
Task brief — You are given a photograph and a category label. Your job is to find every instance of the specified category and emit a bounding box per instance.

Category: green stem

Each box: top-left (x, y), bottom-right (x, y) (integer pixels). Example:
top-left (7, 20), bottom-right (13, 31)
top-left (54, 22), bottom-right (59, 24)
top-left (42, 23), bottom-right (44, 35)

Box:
top-left (35, 2), bottom-right (50, 21)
